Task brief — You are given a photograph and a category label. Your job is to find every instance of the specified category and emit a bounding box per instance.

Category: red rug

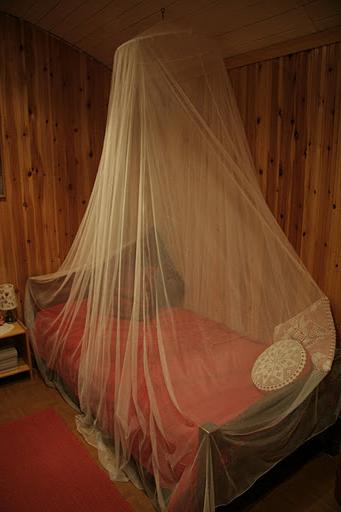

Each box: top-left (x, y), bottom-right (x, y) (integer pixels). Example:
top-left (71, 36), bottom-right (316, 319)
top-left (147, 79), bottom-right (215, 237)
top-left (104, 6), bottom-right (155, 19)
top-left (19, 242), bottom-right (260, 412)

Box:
top-left (0, 408), bottom-right (133, 512)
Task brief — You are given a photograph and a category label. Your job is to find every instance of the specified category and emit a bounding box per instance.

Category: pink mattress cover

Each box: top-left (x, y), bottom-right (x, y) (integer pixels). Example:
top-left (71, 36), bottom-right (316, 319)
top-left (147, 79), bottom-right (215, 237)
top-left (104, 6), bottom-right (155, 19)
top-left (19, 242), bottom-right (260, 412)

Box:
top-left (34, 302), bottom-right (264, 492)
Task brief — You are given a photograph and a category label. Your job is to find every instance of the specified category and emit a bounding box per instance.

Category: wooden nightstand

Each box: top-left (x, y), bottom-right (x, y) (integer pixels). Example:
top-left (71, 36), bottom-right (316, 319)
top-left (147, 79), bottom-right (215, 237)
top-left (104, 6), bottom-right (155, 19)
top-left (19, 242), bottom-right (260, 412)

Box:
top-left (0, 321), bottom-right (33, 380)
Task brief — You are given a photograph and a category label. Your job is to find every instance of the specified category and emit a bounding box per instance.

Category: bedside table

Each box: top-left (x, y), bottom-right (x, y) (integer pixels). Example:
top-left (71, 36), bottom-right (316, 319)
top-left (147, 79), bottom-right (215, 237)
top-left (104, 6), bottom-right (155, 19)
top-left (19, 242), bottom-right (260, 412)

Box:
top-left (0, 321), bottom-right (33, 380)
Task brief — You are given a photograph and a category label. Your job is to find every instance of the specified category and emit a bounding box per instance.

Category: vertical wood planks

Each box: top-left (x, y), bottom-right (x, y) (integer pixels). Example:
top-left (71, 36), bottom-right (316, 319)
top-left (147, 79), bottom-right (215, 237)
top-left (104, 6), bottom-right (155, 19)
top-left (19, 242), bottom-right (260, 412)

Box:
top-left (229, 42), bottom-right (341, 335)
top-left (1, 9), bottom-right (340, 337)
top-left (0, 13), bottom-right (111, 312)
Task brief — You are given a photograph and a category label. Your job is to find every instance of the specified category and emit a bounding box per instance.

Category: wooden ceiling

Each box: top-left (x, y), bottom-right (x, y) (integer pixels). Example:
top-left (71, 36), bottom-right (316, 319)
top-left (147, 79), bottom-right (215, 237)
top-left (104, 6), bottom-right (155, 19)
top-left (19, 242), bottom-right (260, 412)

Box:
top-left (1, 0), bottom-right (341, 68)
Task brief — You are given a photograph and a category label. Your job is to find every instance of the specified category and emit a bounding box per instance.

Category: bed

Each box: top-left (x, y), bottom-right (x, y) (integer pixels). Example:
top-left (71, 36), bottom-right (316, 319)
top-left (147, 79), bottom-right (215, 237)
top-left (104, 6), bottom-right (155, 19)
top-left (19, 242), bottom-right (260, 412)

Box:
top-left (34, 303), bottom-right (263, 476)
top-left (32, 299), bottom-right (341, 511)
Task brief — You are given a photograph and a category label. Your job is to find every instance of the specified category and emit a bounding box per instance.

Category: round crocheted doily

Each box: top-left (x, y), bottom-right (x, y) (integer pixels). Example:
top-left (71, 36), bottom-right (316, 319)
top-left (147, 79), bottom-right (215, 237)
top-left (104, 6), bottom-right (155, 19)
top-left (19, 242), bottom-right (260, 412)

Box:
top-left (252, 339), bottom-right (307, 392)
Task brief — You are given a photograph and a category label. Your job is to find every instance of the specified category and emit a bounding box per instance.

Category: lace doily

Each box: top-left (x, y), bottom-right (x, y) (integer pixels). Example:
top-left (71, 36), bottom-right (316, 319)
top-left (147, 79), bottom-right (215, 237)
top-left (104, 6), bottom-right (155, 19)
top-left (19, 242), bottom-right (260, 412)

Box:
top-left (274, 297), bottom-right (335, 372)
top-left (252, 339), bottom-right (307, 392)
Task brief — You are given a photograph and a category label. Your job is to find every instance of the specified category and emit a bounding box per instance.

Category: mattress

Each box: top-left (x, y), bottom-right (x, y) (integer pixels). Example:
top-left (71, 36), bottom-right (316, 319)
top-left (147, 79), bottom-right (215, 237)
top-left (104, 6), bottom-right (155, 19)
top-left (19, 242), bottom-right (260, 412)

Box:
top-left (34, 303), bottom-right (264, 490)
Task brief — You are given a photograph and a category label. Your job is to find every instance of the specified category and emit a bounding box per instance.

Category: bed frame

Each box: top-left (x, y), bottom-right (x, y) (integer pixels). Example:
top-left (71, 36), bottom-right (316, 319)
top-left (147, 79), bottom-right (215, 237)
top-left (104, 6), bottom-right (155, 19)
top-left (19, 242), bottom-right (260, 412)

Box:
top-left (196, 352), bottom-right (341, 511)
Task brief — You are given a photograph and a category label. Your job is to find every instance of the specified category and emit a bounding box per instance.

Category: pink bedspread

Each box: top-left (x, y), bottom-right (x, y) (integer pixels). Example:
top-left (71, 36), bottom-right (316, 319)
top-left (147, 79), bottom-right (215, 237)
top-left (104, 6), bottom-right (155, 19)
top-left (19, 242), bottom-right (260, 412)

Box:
top-left (34, 303), bottom-right (264, 493)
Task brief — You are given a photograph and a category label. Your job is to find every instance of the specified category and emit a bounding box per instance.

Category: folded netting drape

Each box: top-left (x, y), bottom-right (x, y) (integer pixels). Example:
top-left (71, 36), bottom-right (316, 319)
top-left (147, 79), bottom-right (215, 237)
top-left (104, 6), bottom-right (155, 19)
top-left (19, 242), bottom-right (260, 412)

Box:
top-left (25, 25), bottom-right (340, 512)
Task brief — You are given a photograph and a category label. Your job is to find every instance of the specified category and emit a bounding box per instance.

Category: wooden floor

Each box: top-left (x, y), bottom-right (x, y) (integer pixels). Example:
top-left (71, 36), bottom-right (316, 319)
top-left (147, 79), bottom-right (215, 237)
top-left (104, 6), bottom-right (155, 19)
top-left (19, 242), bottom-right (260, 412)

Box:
top-left (0, 371), bottom-right (339, 512)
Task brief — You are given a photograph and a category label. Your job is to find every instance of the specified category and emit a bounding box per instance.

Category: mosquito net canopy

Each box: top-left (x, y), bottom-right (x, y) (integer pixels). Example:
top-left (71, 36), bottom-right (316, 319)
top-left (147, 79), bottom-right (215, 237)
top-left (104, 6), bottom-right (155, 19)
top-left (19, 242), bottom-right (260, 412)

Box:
top-left (25, 24), bottom-right (339, 512)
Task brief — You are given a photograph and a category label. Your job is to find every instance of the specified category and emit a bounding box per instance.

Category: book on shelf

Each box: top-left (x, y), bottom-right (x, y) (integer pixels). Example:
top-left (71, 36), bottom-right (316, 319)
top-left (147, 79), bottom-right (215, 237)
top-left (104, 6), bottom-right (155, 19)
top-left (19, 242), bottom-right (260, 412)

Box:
top-left (0, 346), bottom-right (17, 360)
top-left (0, 345), bottom-right (18, 371)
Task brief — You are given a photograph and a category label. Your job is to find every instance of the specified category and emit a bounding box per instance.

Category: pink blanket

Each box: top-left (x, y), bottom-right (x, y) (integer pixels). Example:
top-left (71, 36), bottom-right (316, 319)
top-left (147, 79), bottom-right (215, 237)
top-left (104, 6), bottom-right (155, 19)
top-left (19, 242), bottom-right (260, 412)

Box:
top-left (34, 303), bottom-right (264, 493)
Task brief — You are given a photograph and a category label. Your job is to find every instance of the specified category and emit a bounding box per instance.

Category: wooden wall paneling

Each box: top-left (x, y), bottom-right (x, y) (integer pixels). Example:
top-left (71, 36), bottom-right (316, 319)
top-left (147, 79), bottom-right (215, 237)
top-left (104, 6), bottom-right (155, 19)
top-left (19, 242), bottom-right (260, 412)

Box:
top-left (254, 61), bottom-right (272, 200)
top-left (0, 15), bottom-right (31, 306)
top-left (277, 54), bottom-right (294, 238)
top-left (0, 19), bottom-right (15, 284)
top-left (314, 44), bottom-right (337, 286)
top-left (229, 40), bottom-right (341, 334)
top-left (48, 32), bottom-right (68, 269)
top-left (229, 66), bottom-right (247, 123)
top-left (301, 46), bottom-right (328, 281)
top-left (86, 58), bottom-right (103, 211)
top-left (64, 44), bottom-right (79, 243)
top-left (62, 40), bottom-right (84, 254)
top-left (90, 56), bottom-right (110, 189)
top-left (43, 25), bottom-right (61, 271)
top-left (92, 57), bottom-right (111, 166)
top-left (300, 48), bottom-right (318, 275)
top-left (324, 42), bottom-right (341, 325)
top-left (245, 64), bottom-right (257, 171)
top-left (0, 12), bottom-right (111, 312)
top-left (24, 22), bottom-right (55, 277)
top-left (1, 10), bottom-right (340, 334)
top-left (267, 58), bottom-right (281, 226)
top-left (287, 51), bottom-right (307, 254)
top-left (278, 56), bottom-right (290, 237)
top-left (76, 53), bottom-right (90, 225)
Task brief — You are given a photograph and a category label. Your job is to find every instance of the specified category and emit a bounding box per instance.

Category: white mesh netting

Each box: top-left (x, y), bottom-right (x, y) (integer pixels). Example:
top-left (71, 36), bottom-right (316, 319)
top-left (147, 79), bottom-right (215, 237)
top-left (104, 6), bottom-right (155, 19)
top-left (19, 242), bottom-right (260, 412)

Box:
top-left (25, 25), bottom-right (340, 511)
